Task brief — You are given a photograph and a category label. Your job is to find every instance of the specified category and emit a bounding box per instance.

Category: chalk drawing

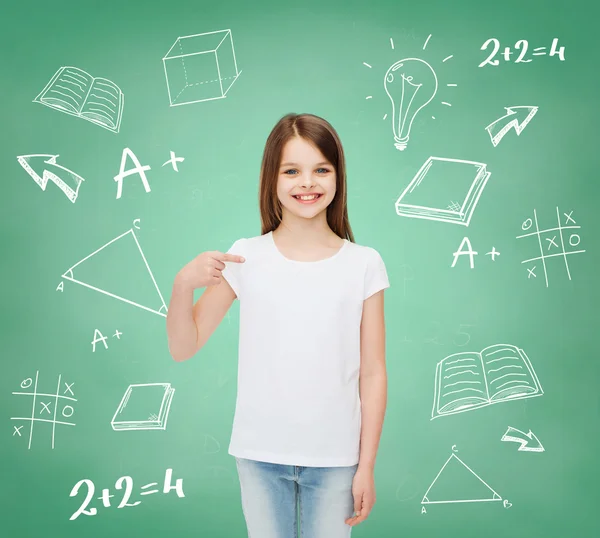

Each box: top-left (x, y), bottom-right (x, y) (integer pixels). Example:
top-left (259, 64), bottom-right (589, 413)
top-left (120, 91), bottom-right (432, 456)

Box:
top-left (11, 371), bottom-right (76, 449)
top-left (61, 227), bottom-right (168, 317)
top-left (432, 344), bottom-right (543, 419)
top-left (479, 37), bottom-right (565, 67)
top-left (111, 383), bottom-right (175, 431)
top-left (362, 33), bottom-right (457, 148)
top-left (163, 29), bottom-right (242, 106)
top-left (485, 106), bottom-right (538, 147)
top-left (422, 451), bottom-right (502, 506)
top-left (34, 66), bottom-right (123, 132)
top-left (516, 207), bottom-right (585, 287)
top-left (16, 154), bottom-right (85, 203)
top-left (69, 468), bottom-right (184, 520)
top-left (395, 157), bottom-right (491, 226)
top-left (501, 426), bottom-right (544, 452)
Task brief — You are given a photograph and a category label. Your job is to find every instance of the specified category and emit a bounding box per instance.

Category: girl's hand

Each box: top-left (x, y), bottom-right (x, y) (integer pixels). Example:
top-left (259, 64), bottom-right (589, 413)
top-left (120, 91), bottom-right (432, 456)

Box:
top-left (345, 466), bottom-right (376, 526)
top-left (177, 251), bottom-right (245, 290)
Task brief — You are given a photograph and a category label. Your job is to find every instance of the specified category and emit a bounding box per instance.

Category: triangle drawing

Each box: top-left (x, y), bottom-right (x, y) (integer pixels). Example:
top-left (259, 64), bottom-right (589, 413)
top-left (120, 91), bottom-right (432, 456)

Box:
top-left (422, 453), bottom-right (502, 504)
top-left (61, 228), bottom-right (168, 317)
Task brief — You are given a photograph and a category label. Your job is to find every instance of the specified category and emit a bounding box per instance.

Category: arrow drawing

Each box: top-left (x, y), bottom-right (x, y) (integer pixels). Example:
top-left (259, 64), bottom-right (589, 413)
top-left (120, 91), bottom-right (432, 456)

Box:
top-left (485, 106), bottom-right (538, 147)
top-left (501, 426), bottom-right (544, 452)
top-left (16, 154), bottom-right (85, 203)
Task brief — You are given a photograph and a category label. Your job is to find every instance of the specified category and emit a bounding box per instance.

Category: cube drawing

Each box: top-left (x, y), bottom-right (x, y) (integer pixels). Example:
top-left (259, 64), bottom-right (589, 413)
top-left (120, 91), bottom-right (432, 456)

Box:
top-left (163, 29), bottom-right (241, 106)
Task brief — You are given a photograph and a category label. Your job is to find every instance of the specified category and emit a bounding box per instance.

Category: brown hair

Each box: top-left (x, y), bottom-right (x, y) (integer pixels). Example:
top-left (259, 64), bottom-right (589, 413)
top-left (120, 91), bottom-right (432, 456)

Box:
top-left (258, 113), bottom-right (355, 242)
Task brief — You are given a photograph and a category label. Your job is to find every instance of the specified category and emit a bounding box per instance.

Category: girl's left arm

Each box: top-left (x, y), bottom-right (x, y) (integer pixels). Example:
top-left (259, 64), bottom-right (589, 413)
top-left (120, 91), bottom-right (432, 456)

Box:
top-left (345, 290), bottom-right (388, 526)
top-left (357, 289), bottom-right (388, 471)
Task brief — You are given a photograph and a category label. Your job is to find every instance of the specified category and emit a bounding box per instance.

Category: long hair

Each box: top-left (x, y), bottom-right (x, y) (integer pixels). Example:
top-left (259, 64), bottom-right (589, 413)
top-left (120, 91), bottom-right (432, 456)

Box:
top-left (258, 113), bottom-right (355, 242)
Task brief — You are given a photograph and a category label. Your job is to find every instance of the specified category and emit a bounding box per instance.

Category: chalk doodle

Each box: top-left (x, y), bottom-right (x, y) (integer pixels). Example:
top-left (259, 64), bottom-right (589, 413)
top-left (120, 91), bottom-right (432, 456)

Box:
top-left (485, 106), bottom-right (538, 147)
top-left (516, 207), bottom-right (585, 287)
top-left (113, 148), bottom-right (185, 199)
top-left (111, 383), bottom-right (175, 431)
top-left (163, 29), bottom-right (242, 106)
top-left (395, 157), bottom-right (491, 226)
top-left (59, 226), bottom-right (168, 317)
top-left (431, 344), bottom-right (543, 420)
top-left (69, 468), bottom-right (184, 520)
top-left (91, 328), bottom-right (123, 352)
top-left (421, 450), bottom-right (505, 511)
top-left (479, 37), bottom-right (565, 67)
top-left (11, 371), bottom-right (76, 449)
top-left (451, 238), bottom-right (501, 268)
top-left (16, 154), bottom-right (85, 203)
top-left (33, 66), bottom-right (124, 132)
top-left (501, 426), bottom-right (545, 452)
top-left (362, 33), bottom-right (457, 149)
top-left (162, 150), bottom-right (185, 171)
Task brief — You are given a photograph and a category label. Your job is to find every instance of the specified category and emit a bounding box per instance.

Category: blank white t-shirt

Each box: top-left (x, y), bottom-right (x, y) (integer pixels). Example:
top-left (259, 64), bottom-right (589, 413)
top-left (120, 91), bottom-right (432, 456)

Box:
top-left (221, 231), bottom-right (390, 467)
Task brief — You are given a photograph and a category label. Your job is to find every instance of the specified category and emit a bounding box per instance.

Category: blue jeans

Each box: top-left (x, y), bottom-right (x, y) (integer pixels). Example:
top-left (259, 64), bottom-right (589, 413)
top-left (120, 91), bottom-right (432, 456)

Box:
top-left (235, 457), bottom-right (358, 538)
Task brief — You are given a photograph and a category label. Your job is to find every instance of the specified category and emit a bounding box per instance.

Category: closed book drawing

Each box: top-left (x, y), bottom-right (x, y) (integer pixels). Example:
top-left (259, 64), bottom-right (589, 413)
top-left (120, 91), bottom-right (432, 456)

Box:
top-left (111, 383), bottom-right (175, 431)
top-left (395, 156), bottom-right (491, 226)
top-left (431, 344), bottom-right (543, 419)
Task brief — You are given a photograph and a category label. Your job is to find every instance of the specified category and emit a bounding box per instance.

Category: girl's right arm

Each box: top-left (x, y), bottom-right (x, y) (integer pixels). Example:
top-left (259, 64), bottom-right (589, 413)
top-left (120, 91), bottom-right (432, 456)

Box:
top-left (166, 251), bottom-right (245, 362)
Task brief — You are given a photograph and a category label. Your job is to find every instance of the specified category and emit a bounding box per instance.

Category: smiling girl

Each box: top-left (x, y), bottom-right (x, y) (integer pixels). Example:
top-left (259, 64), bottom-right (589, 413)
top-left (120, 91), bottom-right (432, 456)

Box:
top-left (166, 113), bottom-right (390, 537)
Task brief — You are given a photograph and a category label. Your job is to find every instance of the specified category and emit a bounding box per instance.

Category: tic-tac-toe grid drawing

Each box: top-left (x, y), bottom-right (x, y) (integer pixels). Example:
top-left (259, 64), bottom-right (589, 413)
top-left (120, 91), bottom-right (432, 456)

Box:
top-left (11, 371), bottom-right (77, 449)
top-left (516, 207), bottom-right (585, 287)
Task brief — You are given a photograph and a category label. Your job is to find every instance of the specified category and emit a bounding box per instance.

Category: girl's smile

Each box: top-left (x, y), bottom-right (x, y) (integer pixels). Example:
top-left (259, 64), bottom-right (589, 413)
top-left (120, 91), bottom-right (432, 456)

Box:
top-left (292, 193), bottom-right (323, 204)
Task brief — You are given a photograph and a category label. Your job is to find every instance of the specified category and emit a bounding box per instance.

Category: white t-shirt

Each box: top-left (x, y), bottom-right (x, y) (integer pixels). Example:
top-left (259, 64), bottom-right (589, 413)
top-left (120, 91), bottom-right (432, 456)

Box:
top-left (221, 231), bottom-right (390, 467)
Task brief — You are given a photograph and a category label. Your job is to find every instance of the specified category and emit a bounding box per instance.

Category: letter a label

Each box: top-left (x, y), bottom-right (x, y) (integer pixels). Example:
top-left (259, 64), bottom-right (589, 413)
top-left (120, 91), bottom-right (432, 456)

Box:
top-left (114, 148), bottom-right (152, 199)
top-left (451, 237), bottom-right (478, 269)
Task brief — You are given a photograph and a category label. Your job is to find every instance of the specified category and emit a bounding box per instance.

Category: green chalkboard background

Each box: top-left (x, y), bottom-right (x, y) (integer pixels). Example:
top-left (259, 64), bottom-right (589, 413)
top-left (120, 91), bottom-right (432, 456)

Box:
top-left (1, 0), bottom-right (598, 536)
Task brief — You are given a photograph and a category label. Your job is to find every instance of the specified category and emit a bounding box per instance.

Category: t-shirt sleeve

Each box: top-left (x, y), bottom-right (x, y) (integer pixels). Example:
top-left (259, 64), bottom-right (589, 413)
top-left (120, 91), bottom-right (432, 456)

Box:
top-left (221, 238), bottom-right (246, 300)
top-left (363, 248), bottom-right (390, 300)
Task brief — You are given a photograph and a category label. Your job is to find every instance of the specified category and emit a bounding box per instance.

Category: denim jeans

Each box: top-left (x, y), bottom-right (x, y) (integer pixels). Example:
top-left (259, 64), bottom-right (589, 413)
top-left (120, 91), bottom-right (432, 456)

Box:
top-left (235, 457), bottom-right (358, 538)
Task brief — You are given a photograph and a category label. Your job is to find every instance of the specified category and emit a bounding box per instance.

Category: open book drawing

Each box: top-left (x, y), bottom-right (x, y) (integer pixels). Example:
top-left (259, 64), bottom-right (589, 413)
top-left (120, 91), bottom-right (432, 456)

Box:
top-left (111, 383), bottom-right (175, 431)
top-left (395, 156), bottom-right (491, 227)
top-left (431, 344), bottom-right (543, 420)
top-left (34, 66), bottom-right (124, 133)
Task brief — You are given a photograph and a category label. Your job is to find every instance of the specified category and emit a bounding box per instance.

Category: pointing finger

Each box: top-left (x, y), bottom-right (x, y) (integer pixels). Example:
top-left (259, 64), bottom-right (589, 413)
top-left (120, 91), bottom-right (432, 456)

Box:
top-left (213, 252), bottom-right (245, 263)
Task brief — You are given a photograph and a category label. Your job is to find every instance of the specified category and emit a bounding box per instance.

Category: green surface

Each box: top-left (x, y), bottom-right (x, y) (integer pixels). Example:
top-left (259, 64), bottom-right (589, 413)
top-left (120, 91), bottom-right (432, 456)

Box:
top-left (1, 0), bottom-right (598, 536)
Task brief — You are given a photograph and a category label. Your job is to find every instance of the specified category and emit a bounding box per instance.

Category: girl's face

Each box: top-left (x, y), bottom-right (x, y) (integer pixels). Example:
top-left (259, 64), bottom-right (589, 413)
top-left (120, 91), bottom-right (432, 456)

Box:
top-left (276, 136), bottom-right (337, 221)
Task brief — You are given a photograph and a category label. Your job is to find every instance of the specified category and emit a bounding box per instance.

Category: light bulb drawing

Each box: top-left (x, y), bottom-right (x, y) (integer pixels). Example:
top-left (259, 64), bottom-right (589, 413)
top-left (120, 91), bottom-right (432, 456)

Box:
top-left (361, 33), bottom-right (457, 151)
top-left (384, 58), bottom-right (438, 151)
